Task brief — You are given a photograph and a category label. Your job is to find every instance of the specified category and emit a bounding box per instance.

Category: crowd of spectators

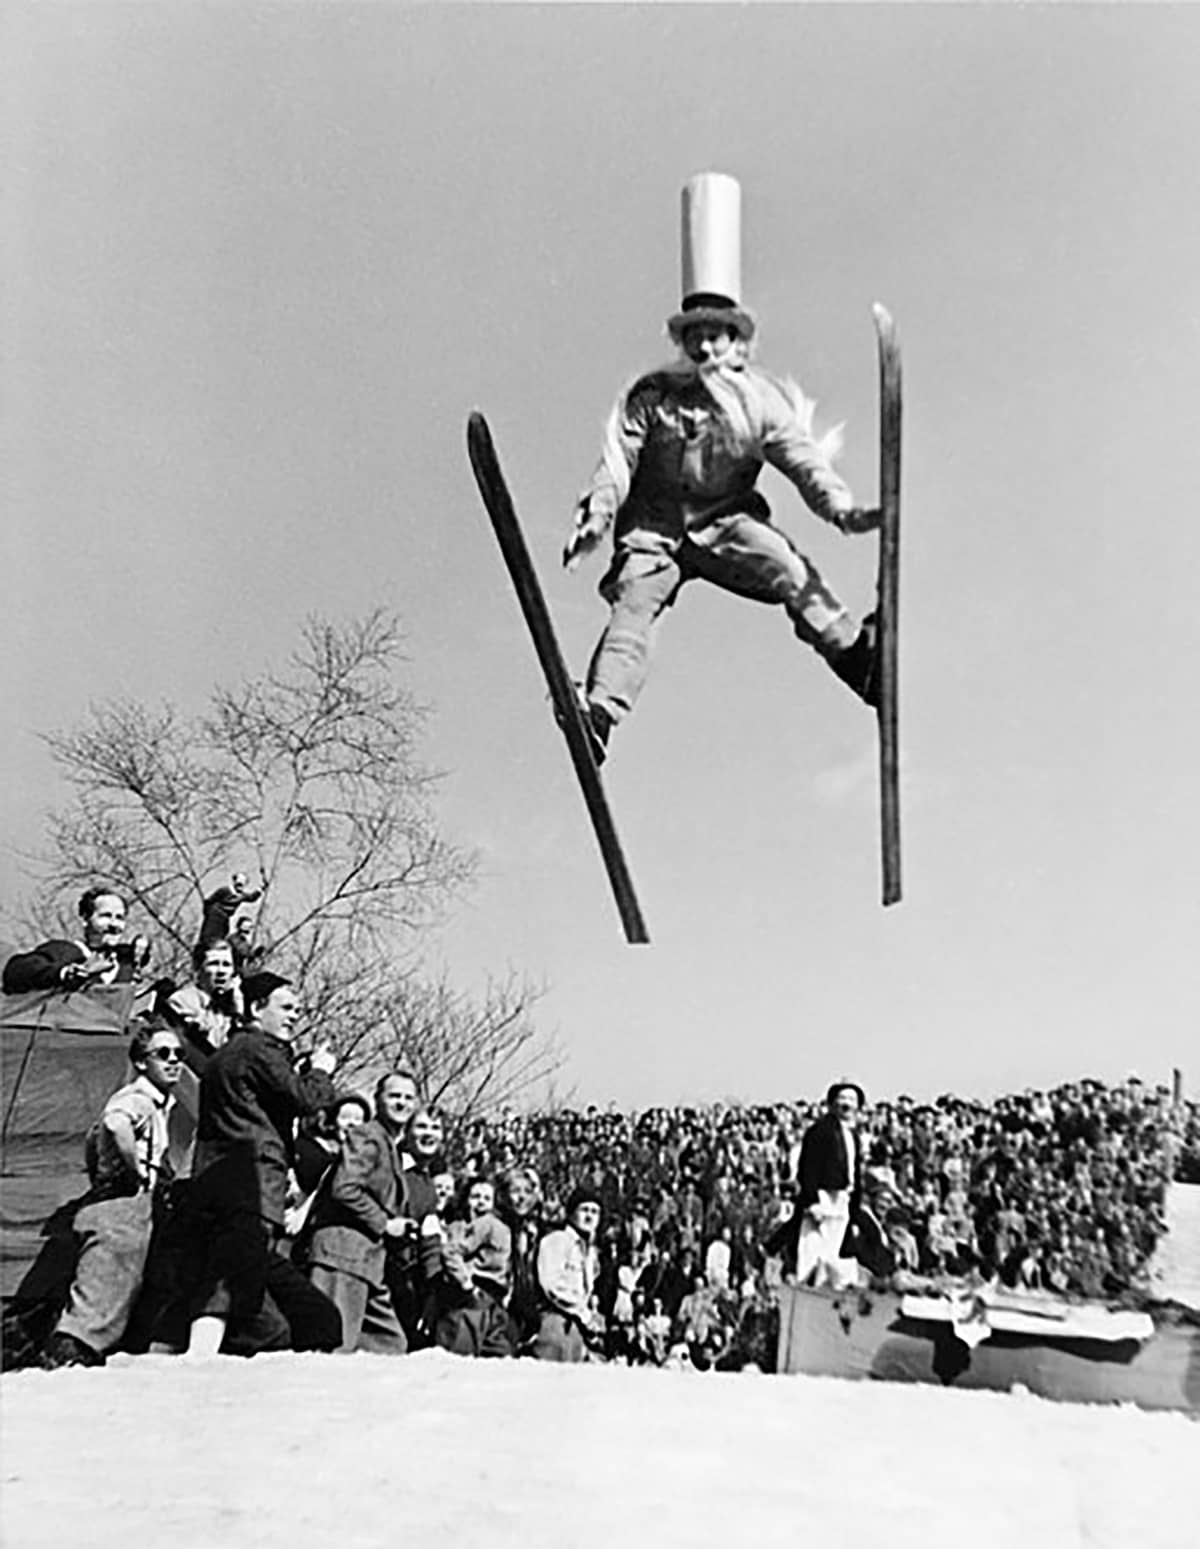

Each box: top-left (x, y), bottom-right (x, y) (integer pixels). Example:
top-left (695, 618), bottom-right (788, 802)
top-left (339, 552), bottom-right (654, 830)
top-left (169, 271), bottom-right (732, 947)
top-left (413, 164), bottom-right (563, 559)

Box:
top-left (2, 880), bottom-right (1196, 1375)
top-left (450, 1076), bottom-right (1189, 1328)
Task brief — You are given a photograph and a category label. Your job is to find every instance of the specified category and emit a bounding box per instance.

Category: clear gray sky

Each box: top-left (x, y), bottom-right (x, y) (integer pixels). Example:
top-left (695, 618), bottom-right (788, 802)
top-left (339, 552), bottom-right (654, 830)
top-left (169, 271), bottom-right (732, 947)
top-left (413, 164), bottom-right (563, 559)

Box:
top-left (6, 4), bottom-right (1200, 1108)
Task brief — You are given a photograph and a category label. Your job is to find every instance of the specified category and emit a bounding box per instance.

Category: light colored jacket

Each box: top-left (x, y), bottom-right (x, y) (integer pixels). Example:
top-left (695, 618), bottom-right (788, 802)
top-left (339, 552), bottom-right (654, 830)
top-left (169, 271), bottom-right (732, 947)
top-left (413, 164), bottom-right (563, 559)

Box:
top-left (166, 982), bottom-right (239, 1051)
top-left (86, 1074), bottom-right (174, 1195)
top-left (536, 1225), bottom-right (599, 1321)
top-left (575, 360), bottom-right (856, 547)
top-left (443, 1212), bottom-right (512, 1295)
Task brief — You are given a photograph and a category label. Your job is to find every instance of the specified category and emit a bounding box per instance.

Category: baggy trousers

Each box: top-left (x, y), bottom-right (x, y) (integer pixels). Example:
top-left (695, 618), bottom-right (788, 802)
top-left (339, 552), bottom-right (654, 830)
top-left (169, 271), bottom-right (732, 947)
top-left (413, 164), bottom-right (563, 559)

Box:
top-left (55, 1193), bottom-right (154, 1356)
top-left (531, 1309), bottom-right (589, 1363)
top-left (587, 514), bottom-right (859, 723)
top-left (307, 1264), bottom-right (408, 1355)
top-left (796, 1207), bottom-right (854, 1289)
top-left (171, 1201), bottom-right (343, 1355)
top-left (433, 1286), bottom-right (513, 1359)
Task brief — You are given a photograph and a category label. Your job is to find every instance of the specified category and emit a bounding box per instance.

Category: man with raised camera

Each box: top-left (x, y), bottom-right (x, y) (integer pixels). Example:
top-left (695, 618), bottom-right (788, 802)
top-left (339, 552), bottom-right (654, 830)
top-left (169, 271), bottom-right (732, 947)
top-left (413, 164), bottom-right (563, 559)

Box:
top-left (2, 886), bottom-right (151, 995)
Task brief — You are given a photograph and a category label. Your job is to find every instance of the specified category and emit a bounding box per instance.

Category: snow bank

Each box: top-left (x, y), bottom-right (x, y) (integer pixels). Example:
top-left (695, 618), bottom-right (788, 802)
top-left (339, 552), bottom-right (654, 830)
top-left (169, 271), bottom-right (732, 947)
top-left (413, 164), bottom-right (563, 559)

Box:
top-left (1, 1351), bottom-right (1195, 1549)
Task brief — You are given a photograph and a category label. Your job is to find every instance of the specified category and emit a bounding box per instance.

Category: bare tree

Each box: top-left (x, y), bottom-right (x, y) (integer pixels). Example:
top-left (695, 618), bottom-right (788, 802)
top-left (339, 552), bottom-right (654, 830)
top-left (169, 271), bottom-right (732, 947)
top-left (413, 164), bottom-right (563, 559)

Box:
top-left (333, 966), bottom-right (555, 1116)
top-left (16, 610), bottom-right (561, 1119)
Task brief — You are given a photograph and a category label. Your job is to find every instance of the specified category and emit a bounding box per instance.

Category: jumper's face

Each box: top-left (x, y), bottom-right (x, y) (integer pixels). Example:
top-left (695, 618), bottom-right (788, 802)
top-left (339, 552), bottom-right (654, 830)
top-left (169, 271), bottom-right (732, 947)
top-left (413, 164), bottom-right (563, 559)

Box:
top-left (376, 1074), bottom-right (419, 1132)
top-left (255, 987), bottom-right (299, 1040)
top-left (468, 1181), bottom-right (495, 1220)
top-left (681, 321), bottom-right (738, 367)
top-left (140, 1032), bottom-right (184, 1095)
top-left (83, 894), bottom-right (126, 951)
top-left (200, 944), bottom-right (236, 993)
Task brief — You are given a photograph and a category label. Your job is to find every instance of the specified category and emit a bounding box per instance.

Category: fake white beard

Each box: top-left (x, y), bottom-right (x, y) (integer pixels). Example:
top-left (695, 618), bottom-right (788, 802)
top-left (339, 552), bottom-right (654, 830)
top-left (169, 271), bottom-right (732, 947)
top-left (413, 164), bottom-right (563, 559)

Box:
top-left (595, 347), bottom-right (844, 509)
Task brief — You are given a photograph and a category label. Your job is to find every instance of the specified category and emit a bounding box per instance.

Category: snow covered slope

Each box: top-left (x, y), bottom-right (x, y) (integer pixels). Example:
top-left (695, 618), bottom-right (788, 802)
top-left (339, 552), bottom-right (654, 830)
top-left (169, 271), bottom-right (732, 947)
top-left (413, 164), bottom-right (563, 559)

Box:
top-left (1, 1350), bottom-right (1195, 1549)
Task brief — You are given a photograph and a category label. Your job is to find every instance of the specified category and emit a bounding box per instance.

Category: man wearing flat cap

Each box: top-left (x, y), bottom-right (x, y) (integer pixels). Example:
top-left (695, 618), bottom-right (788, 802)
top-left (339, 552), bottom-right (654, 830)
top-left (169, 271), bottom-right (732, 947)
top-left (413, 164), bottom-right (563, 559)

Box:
top-left (563, 172), bottom-right (880, 763)
top-left (766, 1080), bottom-right (866, 1287)
top-left (532, 1185), bottom-right (604, 1361)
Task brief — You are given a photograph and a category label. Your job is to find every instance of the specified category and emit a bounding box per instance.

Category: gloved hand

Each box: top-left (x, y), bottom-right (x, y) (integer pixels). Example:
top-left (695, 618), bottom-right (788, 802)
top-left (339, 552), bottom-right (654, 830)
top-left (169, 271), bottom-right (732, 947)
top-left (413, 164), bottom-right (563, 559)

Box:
top-left (562, 499), bottom-right (611, 571)
top-left (839, 506), bottom-right (882, 535)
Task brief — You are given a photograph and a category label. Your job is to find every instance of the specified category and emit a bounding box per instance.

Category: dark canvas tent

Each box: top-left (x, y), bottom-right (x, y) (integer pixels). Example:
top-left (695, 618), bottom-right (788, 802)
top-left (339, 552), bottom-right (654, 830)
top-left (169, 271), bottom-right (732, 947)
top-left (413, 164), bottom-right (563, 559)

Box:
top-left (1, 977), bottom-right (134, 1300)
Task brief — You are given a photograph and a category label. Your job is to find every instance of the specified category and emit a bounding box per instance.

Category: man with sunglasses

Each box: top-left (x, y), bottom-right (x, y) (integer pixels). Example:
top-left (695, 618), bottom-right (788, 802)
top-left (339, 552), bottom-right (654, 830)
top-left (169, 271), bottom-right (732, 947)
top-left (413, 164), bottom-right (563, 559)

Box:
top-left (41, 1020), bottom-right (190, 1368)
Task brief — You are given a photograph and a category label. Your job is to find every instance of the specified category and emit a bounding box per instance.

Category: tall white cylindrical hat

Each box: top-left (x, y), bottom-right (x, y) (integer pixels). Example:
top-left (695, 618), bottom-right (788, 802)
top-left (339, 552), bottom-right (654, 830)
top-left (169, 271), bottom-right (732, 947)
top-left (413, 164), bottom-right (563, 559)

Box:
top-left (667, 171), bottom-right (756, 343)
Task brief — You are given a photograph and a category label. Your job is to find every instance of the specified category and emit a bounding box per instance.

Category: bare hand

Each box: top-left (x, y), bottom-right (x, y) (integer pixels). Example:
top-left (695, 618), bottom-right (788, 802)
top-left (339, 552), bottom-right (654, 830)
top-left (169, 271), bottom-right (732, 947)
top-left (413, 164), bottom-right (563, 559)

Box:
top-left (383, 1216), bottom-right (412, 1239)
top-left (65, 953), bottom-right (113, 985)
top-left (231, 872), bottom-right (263, 903)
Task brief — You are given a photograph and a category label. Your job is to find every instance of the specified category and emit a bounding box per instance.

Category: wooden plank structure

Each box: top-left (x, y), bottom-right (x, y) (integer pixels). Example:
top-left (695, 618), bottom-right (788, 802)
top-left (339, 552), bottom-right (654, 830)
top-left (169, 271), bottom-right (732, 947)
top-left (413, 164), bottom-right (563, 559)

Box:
top-left (775, 1283), bottom-right (1199, 1414)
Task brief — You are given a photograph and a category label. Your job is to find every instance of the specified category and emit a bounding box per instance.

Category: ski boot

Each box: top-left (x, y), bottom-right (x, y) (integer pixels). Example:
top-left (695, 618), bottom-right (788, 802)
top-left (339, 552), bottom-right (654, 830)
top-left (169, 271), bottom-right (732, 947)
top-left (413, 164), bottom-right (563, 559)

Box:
top-left (828, 613), bottom-right (880, 708)
top-left (553, 684), bottom-right (612, 766)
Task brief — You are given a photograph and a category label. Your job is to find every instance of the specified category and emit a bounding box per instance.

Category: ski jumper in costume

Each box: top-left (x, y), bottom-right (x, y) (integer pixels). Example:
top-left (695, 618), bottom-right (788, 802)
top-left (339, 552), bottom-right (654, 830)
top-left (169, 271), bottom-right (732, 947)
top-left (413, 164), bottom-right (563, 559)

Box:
top-left (564, 173), bottom-right (879, 752)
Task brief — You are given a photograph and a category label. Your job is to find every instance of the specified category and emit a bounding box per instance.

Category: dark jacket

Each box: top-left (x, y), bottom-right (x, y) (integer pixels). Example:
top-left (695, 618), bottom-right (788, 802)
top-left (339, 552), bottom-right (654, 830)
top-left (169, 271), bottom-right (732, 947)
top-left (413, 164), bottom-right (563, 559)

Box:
top-left (2, 940), bottom-right (134, 995)
top-left (795, 1112), bottom-right (862, 1216)
top-left (387, 1164), bottom-right (442, 1285)
top-left (293, 1134), bottom-right (339, 1199)
top-left (764, 1112), bottom-right (863, 1269)
top-left (505, 1211), bottom-right (547, 1342)
top-left (306, 1120), bottom-right (411, 1288)
top-left (192, 1029), bottom-right (334, 1225)
top-left (843, 1201), bottom-right (895, 1280)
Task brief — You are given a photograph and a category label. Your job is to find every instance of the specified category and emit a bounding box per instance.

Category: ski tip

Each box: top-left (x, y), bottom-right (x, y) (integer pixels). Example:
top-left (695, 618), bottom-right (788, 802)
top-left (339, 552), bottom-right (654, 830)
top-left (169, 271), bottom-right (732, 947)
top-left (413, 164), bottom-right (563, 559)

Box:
top-left (871, 302), bottom-right (894, 331)
top-left (467, 411), bottom-right (495, 463)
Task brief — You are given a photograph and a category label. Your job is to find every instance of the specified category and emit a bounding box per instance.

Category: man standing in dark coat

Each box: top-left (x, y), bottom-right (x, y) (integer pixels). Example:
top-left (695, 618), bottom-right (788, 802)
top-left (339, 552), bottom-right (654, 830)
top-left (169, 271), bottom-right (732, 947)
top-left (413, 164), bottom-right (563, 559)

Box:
top-left (179, 972), bottom-right (342, 1357)
top-left (766, 1081), bottom-right (866, 1286)
top-left (303, 1071), bottom-right (420, 1355)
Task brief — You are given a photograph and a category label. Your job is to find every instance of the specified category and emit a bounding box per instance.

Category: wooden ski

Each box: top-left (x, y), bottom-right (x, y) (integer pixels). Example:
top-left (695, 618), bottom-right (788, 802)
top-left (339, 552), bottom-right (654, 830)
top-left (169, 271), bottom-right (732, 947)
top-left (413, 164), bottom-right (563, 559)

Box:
top-left (466, 412), bottom-right (650, 945)
top-left (873, 304), bottom-right (902, 907)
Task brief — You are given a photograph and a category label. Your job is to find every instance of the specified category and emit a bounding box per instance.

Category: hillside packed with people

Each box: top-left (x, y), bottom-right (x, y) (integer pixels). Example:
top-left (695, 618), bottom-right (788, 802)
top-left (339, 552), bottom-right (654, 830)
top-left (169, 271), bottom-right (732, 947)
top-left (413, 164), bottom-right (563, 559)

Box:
top-left (1, 882), bottom-right (1194, 1374)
